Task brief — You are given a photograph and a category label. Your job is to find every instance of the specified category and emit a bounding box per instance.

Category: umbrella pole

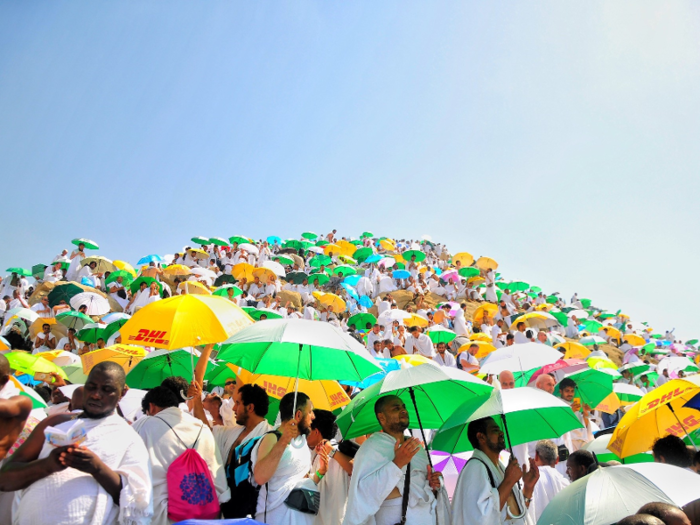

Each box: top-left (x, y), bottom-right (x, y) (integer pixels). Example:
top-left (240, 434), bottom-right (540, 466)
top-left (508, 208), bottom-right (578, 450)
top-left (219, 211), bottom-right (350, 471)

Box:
top-left (500, 414), bottom-right (527, 519)
top-left (668, 404), bottom-right (698, 450)
top-left (407, 387), bottom-right (433, 470)
top-left (292, 343), bottom-right (302, 416)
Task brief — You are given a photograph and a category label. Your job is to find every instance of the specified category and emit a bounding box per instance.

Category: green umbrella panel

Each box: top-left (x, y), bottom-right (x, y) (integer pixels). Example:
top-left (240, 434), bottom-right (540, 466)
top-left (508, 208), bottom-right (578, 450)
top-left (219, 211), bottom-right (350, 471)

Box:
top-left (347, 313), bottom-right (377, 330)
top-left (458, 267), bottom-right (480, 278)
top-left (76, 324), bottom-right (109, 344)
top-left (308, 273), bottom-right (330, 286)
top-left (129, 277), bottom-right (163, 295)
top-left (213, 284), bottom-right (243, 299)
top-left (241, 307), bottom-right (284, 321)
top-left (126, 349), bottom-right (215, 389)
top-left (6, 267), bottom-right (32, 277)
top-left (56, 311), bottom-right (93, 331)
top-left (273, 255), bottom-right (295, 266)
top-left (402, 250), bottom-right (426, 262)
top-left (332, 265), bottom-right (357, 277)
top-left (104, 270), bottom-right (134, 287)
top-left (315, 240), bottom-right (329, 247)
top-left (286, 272), bottom-right (309, 285)
top-left (552, 365), bottom-right (614, 408)
top-left (205, 361), bottom-right (237, 387)
top-left (47, 283), bottom-right (84, 308)
top-left (5, 351), bottom-right (68, 379)
top-left (426, 326), bottom-right (456, 345)
top-left (309, 255), bottom-right (331, 268)
top-left (353, 247), bottom-right (373, 263)
top-left (302, 232), bottom-right (318, 240)
top-left (32, 264), bottom-right (48, 279)
top-left (229, 236), bottom-right (252, 246)
top-left (72, 238), bottom-right (99, 250)
top-left (209, 237), bottom-right (230, 247)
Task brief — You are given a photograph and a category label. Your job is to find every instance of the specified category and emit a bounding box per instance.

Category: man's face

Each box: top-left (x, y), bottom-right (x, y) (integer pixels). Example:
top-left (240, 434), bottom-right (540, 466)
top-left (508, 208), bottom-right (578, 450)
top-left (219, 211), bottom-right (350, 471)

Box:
top-left (42, 324), bottom-right (50, 334)
top-left (499, 372), bottom-right (515, 389)
top-left (561, 386), bottom-right (576, 402)
top-left (232, 390), bottom-right (250, 425)
top-left (437, 343), bottom-right (446, 354)
top-left (537, 375), bottom-right (556, 394)
top-left (203, 394), bottom-right (221, 419)
top-left (297, 402), bottom-right (315, 436)
top-left (83, 369), bottom-right (123, 418)
top-left (479, 419), bottom-right (506, 453)
top-left (41, 297), bottom-right (49, 307)
top-left (566, 458), bottom-right (587, 482)
top-left (372, 325), bottom-right (380, 334)
top-left (378, 397), bottom-right (409, 434)
top-left (373, 342), bottom-right (382, 354)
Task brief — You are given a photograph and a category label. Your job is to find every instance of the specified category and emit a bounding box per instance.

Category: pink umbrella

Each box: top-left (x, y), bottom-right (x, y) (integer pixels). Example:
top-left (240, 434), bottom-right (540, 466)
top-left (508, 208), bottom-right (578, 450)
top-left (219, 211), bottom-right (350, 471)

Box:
top-left (429, 450), bottom-right (472, 499)
top-left (440, 270), bottom-right (460, 283)
top-left (378, 257), bottom-right (395, 269)
top-left (528, 358), bottom-right (585, 385)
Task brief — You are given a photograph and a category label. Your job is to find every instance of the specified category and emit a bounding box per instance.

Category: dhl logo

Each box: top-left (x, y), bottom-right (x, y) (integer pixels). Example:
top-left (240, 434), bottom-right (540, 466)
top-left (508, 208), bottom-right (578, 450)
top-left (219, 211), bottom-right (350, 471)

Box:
top-left (329, 392), bottom-right (347, 408)
top-left (640, 387), bottom-right (691, 415)
top-left (664, 415), bottom-right (700, 437)
top-left (128, 329), bottom-right (169, 345)
top-left (261, 381), bottom-right (288, 398)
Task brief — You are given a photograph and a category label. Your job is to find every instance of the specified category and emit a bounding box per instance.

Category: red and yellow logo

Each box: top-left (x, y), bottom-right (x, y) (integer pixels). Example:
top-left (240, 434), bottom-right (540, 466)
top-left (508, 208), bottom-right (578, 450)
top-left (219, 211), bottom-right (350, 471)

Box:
top-left (128, 329), bottom-right (170, 346)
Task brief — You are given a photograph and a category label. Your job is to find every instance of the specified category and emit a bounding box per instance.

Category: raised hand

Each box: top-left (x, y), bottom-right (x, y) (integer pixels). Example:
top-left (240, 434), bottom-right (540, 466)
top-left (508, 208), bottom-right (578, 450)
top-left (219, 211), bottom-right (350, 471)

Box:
top-left (392, 437), bottom-right (421, 469)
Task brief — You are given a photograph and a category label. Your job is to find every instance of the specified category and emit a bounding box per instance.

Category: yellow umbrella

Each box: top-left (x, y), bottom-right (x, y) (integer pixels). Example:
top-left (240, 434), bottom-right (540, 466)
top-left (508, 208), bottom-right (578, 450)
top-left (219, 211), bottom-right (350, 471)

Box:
top-left (233, 366), bottom-right (350, 412)
top-left (393, 354), bottom-right (434, 367)
top-left (475, 256), bottom-right (499, 270)
top-left (535, 303), bottom-right (553, 311)
top-left (467, 276), bottom-right (485, 287)
top-left (252, 267), bottom-right (277, 282)
top-left (588, 356), bottom-right (617, 370)
top-left (555, 342), bottom-right (591, 360)
top-left (29, 317), bottom-right (67, 340)
top-left (178, 281), bottom-right (212, 295)
top-left (404, 314), bottom-right (429, 328)
top-left (596, 392), bottom-right (622, 415)
top-left (313, 292), bottom-right (346, 312)
top-left (452, 252), bottom-right (475, 267)
top-left (113, 260), bottom-right (137, 276)
top-left (511, 312), bottom-right (559, 330)
top-left (323, 244), bottom-right (342, 256)
top-left (164, 264), bottom-right (192, 276)
top-left (5, 351), bottom-right (68, 380)
top-left (336, 240), bottom-right (357, 257)
top-left (473, 303), bottom-right (498, 325)
top-left (609, 376), bottom-right (700, 458)
top-left (232, 262), bottom-right (256, 281)
top-left (379, 239), bottom-right (395, 251)
top-left (393, 252), bottom-right (406, 264)
top-left (470, 332), bottom-right (493, 342)
top-left (40, 350), bottom-right (80, 367)
top-left (189, 249), bottom-right (210, 260)
top-left (624, 334), bottom-right (646, 346)
top-left (457, 341), bottom-right (497, 359)
top-left (81, 344), bottom-right (147, 375)
top-left (119, 294), bottom-right (254, 350)
top-left (601, 326), bottom-right (622, 344)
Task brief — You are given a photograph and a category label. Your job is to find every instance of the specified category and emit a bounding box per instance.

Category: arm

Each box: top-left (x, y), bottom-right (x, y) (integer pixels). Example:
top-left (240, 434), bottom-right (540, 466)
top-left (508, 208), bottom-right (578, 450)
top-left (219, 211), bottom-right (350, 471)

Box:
top-left (332, 449), bottom-right (354, 476)
top-left (47, 336), bottom-right (57, 350)
top-left (193, 344), bottom-right (214, 387)
top-left (253, 419), bottom-right (296, 486)
top-left (497, 456), bottom-right (522, 510)
top-left (60, 445), bottom-right (123, 504)
top-left (187, 381), bottom-right (211, 430)
top-left (0, 396), bottom-right (32, 419)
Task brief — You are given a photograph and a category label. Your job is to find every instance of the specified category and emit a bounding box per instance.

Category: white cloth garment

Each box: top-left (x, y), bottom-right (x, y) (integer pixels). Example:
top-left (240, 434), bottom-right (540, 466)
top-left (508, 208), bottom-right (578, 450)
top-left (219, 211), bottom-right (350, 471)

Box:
top-left (525, 465), bottom-right (569, 524)
top-left (452, 448), bottom-right (527, 525)
top-left (405, 333), bottom-right (435, 358)
top-left (212, 419), bottom-right (272, 463)
top-left (434, 351), bottom-right (457, 368)
top-left (311, 444), bottom-right (350, 525)
top-left (252, 434), bottom-right (315, 525)
top-left (15, 414), bottom-right (153, 525)
top-left (132, 407), bottom-right (230, 525)
top-left (343, 432), bottom-right (437, 525)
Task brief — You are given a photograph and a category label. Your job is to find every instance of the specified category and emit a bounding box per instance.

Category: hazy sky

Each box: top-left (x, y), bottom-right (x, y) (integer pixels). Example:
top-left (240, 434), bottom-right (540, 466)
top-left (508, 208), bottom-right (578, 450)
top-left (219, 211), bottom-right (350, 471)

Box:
top-left (1, 1), bottom-right (698, 339)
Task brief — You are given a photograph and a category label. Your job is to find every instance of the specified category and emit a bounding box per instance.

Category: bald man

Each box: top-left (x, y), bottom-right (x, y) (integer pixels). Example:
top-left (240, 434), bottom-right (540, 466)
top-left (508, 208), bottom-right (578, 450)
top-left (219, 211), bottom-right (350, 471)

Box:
top-left (499, 370), bottom-right (515, 390)
top-left (617, 515), bottom-right (664, 525)
top-left (638, 503), bottom-right (691, 525)
top-left (535, 373), bottom-right (555, 394)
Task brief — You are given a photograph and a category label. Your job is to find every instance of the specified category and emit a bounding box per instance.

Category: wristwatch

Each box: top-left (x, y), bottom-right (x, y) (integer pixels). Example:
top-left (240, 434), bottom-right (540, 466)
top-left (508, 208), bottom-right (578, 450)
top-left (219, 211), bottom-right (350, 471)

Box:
top-left (329, 448), bottom-right (338, 459)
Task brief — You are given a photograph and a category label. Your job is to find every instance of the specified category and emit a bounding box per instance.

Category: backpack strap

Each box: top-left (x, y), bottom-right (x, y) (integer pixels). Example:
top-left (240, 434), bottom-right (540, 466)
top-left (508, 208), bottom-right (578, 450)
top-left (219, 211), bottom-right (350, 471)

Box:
top-left (467, 457), bottom-right (496, 488)
top-left (262, 429), bottom-right (283, 523)
top-left (155, 416), bottom-right (204, 449)
top-left (398, 460), bottom-right (411, 525)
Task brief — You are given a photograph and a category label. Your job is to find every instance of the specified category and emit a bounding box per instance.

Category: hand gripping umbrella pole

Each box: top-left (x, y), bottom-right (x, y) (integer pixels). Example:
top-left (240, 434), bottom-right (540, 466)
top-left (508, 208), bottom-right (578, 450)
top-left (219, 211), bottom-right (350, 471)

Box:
top-left (501, 413), bottom-right (528, 520)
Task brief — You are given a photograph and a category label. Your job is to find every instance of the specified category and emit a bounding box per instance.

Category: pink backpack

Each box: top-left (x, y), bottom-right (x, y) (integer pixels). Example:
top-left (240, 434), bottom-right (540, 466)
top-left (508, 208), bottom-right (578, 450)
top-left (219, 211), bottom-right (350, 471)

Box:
top-left (156, 417), bottom-right (221, 521)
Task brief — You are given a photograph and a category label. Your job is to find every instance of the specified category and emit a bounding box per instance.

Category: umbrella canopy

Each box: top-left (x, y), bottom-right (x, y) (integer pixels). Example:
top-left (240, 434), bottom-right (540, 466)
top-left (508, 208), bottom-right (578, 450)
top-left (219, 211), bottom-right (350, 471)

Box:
top-left (580, 433), bottom-right (653, 464)
top-left (609, 376), bottom-right (700, 458)
top-left (72, 238), bottom-right (99, 250)
top-left (6, 376), bottom-right (48, 409)
top-left (213, 284), bottom-right (243, 299)
top-left (126, 348), bottom-right (215, 389)
top-left (475, 256), bottom-right (498, 270)
top-left (62, 364), bottom-right (89, 384)
top-left (402, 250), bottom-right (425, 262)
top-left (426, 326), bottom-right (456, 345)
top-left (120, 294), bottom-right (254, 350)
top-left (432, 387), bottom-right (583, 454)
top-left (137, 254), bottom-right (164, 266)
top-left (229, 235), bottom-right (252, 245)
top-left (70, 292), bottom-right (110, 316)
top-left (301, 232), bottom-right (318, 240)
top-left (178, 281), bottom-right (211, 296)
top-left (313, 292), bottom-right (346, 312)
top-left (104, 269), bottom-right (135, 287)
top-left (232, 263), bottom-right (256, 281)
top-left (554, 342), bottom-right (590, 360)
top-left (537, 463), bottom-right (700, 525)
top-left (473, 303), bottom-right (498, 325)
top-left (332, 265), bottom-right (356, 277)
top-left (75, 323), bottom-right (108, 343)
top-left (286, 271), bottom-right (309, 284)
top-left (81, 256), bottom-right (117, 273)
top-left (480, 343), bottom-right (562, 376)
top-left (209, 237), bottom-right (229, 247)
top-left (238, 243), bottom-right (259, 256)
top-left (40, 350), bottom-right (80, 367)
top-left (580, 335), bottom-right (607, 347)
top-left (273, 255), bottom-right (295, 266)
top-left (309, 255), bottom-right (332, 268)
top-left (204, 361), bottom-right (237, 387)
top-left (624, 334), bottom-right (647, 346)
top-left (511, 312), bottom-right (560, 330)
top-left (5, 351), bottom-right (68, 379)
top-left (552, 364), bottom-right (614, 408)
top-left (353, 247), bottom-right (373, 263)
top-left (252, 267), bottom-right (277, 283)
top-left (28, 318), bottom-right (67, 340)
top-left (5, 267), bottom-right (32, 277)
top-left (347, 313), bottom-right (377, 330)
top-left (216, 319), bottom-right (382, 383)
top-left (452, 252), bottom-right (474, 267)
top-left (241, 307), bottom-right (284, 321)
top-left (336, 364), bottom-right (493, 440)
top-left (113, 261), bottom-right (136, 275)
top-left (81, 344), bottom-right (147, 375)
top-left (163, 265), bottom-right (191, 277)
top-left (457, 341), bottom-right (498, 360)
top-left (308, 273), bottom-right (330, 286)
top-left (596, 383), bottom-right (646, 414)
top-left (47, 282), bottom-right (84, 307)
top-left (458, 267), bottom-right (480, 278)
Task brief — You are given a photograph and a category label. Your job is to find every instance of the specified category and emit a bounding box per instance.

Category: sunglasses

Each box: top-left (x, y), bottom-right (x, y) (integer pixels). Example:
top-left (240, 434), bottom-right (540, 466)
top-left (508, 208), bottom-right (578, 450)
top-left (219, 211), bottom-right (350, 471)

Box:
top-left (225, 381), bottom-right (235, 386)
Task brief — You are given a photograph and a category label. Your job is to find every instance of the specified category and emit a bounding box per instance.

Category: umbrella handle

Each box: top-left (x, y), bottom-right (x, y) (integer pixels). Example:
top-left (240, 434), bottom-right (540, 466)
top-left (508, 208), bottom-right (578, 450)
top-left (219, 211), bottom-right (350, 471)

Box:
top-left (501, 414), bottom-right (528, 520)
top-left (292, 343), bottom-right (302, 417)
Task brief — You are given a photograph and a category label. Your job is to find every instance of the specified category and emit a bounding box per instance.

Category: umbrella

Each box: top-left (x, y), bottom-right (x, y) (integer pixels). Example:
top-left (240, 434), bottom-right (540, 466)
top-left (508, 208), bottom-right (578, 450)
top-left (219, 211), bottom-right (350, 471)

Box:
top-left (213, 284), bottom-right (243, 299)
top-left (273, 255), bottom-right (295, 266)
top-left (35, 350), bottom-right (80, 367)
top-left (72, 238), bottom-right (99, 250)
top-left (286, 271), bottom-right (309, 284)
top-left (392, 270), bottom-right (410, 280)
top-left (580, 433), bottom-right (653, 464)
top-left (336, 364), bottom-right (493, 442)
top-left (339, 357), bottom-right (400, 390)
top-left (104, 269), bottom-right (135, 287)
top-left (81, 344), bottom-right (147, 375)
top-left (332, 265), bottom-right (356, 277)
top-left (596, 383), bottom-right (646, 414)
top-left (361, 231), bottom-right (374, 238)
top-left (475, 257), bottom-right (498, 270)
top-left (216, 319), bottom-right (382, 384)
top-left (551, 364), bottom-right (614, 408)
top-left (309, 255), bottom-right (332, 268)
top-left (338, 256), bottom-right (357, 265)
top-left (308, 273), bottom-right (330, 286)
top-left (241, 307), bottom-right (284, 321)
top-left (511, 312), bottom-right (560, 330)
top-left (473, 303), bottom-right (498, 325)
top-left (191, 236), bottom-right (210, 245)
top-left (137, 254), bottom-right (164, 266)
top-left (497, 281), bottom-right (530, 292)
top-left (393, 354), bottom-right (435, 368)
top-left (609, 376), bottom-right (700, 458)
top-left (6, 376), bottom-right (48, 409)
top-left (252, 267), bottom-right (277, 283)
top-left (313, 292), bottom-right (346, 312)
top-left (229, 235), bottom-right (252, 245)
top-left (431, 387), bottom-right (583, 453)
top-left (426, 326), bottom-right (456, 345)
top-left (657, 356), bottom-right (699, 375)
top-left (62, 364), bottom-right (89, 384)
top-left (238, 243), bottom-right (259, 256)
top-left (402, 250), bottom-right (425, 262)
top-left (0, 336), bottom-right (10, 351)
top-left (204, 360), bottom-right (238, 387)
top-left (113, 260), bottom-right (137, 276)
top-left (232, 263), bottom-right (256, 281)
top-left (188, 249), bottom-right (209, 260)
top-left (624, 334), bottom-right (647, 346)
top-left (458, 267), bottom-right (480, 278)
top-left (75, 323), bottom-right (108, 343)
top-left (537, 463), bottom-right (700, 525)
top-left (301, 232), bottom-right (318, 240)
top-left (452, 252), bottom-right (474, 267)
top-left (377, 257), bottom-right (395, 269)
top-left (580, 335), bottom-right (607, 347)
top-left (126, 348), bottom-right (215, 389)
top-left (480, 343), bottom-right (562, 376)
top-left (457, 341), bottom-right (498, 360)
top-left (162, 264), bottom-right (191, 277)
top-left (47, 282), bottom-right (84, 307)
top-left (5, 267), bottom-right (32, 277)
top-left (208, 237), bottom-right (229, 247)
top-left (267, 235), bottom-right (282, 245)
top-left (28, 318), bottom-right (67, 341)
top-left (340, 283), bottom-right (360, 301)
top-left (4, 308), bottom-right (39, 325)
top-left (120, 294), bottom-right (253, 350)
top-left (283, 239), bottom-right (304, 250)
top-left (70, 292), bottom-right (111, 316)
top-left (554, 342), bottom-right (590, 360)
top-left (353, 247), bottom-right (373, 263)
top-left (439, 270), bottom-right (460, 283)
top-left (81, 256), bottom-right (117, 273)
top-left (5, 351), bottom-right (68, 379)
top-left (347, 313), bottom-right (377, 330)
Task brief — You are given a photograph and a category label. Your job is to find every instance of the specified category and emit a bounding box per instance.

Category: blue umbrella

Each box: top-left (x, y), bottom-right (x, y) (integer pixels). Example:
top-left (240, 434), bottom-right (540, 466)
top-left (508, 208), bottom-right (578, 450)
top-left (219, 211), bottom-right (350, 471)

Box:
top-left (341, 283), bottom-right (359, 301)
top-left (267, 236), bottom-right (282, 245)
top-left (137, 254), bottom-right (164, 265)
top-left (365, 254), bottom-right (383, 264)
top-left (359, 295), bottom-right (374, 308)
top-left (343, 275), bottom-right (361, 287)
top-left (685, 392), bottom-right (700, 410)
top-left (392, 270), bottom-right (410, 279)
top-left (340, 358), bottom-right (400, 390)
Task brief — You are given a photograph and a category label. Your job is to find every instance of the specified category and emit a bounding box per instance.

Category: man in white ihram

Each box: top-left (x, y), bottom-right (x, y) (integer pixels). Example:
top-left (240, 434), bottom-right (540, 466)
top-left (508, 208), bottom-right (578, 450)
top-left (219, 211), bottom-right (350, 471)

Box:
top-left (343, 395), bottom-right (445, 525)
top-left (525, 440), bottom-right (568, 524)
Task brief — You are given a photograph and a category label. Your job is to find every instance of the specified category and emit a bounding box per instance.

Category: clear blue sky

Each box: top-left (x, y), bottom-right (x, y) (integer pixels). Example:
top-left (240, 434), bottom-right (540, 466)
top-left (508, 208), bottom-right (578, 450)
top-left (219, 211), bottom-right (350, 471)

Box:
top-left (1, 1), bottom-right (698, 339)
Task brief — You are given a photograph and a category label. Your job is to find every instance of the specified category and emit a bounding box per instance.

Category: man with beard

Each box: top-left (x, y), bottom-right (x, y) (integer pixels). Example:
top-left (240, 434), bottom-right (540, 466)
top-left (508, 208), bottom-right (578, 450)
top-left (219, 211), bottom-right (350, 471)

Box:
top-left (452, 417), bottom-right (539, 525)
top-left (343, 395), bottom-right (444, 525)
top-left (252, 391), bottom-right (319, 525)
top-left (0, 361), bottom-right (153, 525)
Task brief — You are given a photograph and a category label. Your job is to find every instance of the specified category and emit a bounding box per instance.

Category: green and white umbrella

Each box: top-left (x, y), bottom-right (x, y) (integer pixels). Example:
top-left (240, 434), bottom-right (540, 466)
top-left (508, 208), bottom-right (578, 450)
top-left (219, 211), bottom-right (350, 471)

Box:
top-left (76, 323), bottom-right (108, 344)
top-left (241, 307), bottom-right (284, 321)
top-left (273, 255), bottom-right (295, 266)
top-left (580, 335), bottom-right (607, 347)
top-left (72, 238), bottom-right (99, 250)
top-left (301, 232), bottom-right (318, 240)
top-left (213, 284), bottom-right (243, 298)
top-left (432, 387), bottom-right (584, 454)
top-left (347, 313), bottom-right (377, 330)
top-left (229, 235), bottom-right (252, 246)
top-left (402, 250), bottom-right (425, 262)
top-left (126, 348), bottom-right (215, 389)
top-left (104, 270), bottom-right (134, 287)
top-left (208, 237), bottom-right (230, 247)
top-left (537, 463), bottom-right (700, 525)
top-left (480, 343), bottom-right (562, 376)
top-left (426, 326), bottom-right (456, 345)
top-left (56, 311), bottom-right (93, 331)
top-left (332, 265), bottom-right (357, 277)
top-left (336, 363), bottom-right (493, 441)
top-left (552, 364), bottom-right (614, 408)
top-left (5, 267), bottom-right (32, 277)
top-left (580, 433), bottom-right (652, 464)
top-left (191, 236), bottom-right (211, 245)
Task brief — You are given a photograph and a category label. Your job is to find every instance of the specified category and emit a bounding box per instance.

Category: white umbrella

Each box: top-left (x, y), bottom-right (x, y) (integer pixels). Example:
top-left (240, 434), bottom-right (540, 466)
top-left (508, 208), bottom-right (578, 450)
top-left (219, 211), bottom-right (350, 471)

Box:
top-left (119, 388), bottom-right (148, 422)
top-left (480, 343), bottom-right (561, 375)
top-left (657, 356), bottom-right (699, 374)
top-left (190, 267), bottom-right (218, 280)
top-left (69, 292), bottom-right (111, 316)
top-left (46, 350), bottom-right (80, 367)
top-left (238, 243), bottom-right (259, 256)
top-left (567, 309), bottom-right (590, 319)
top-left (81, 256), bottom-right (117, 273)
top-left (4, 307), bottom-right (40, 324)
top-left (263, 260), bottom-right (286, 278)
top-left (537, 463), bottom-right (700, 525)
top-left (306, 246), bottom-right (324, 255)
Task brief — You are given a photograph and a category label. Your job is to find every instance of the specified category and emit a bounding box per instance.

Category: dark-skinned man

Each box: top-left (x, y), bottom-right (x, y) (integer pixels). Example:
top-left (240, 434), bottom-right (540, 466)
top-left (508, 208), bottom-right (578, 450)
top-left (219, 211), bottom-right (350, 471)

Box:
top-left (0, 361), bottom-right (153, 525)
top-left (343, 394), bottom-right (444, 525)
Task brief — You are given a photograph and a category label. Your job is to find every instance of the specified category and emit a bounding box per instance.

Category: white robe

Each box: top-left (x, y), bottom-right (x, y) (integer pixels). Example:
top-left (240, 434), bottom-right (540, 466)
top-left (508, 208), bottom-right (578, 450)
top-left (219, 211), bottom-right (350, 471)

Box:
top-left (15, 414), bottom-right (153, 525)
top-left (525, 465), bottom-right (568, 524)
top-left (311, 444), bottom-right (350, 525)
top-left (212, 419), bottom-right (272, 462)
top-left (343, 432), bottom-right (437, 525)
top-left (132, 407), bottom-right (230, 525)
top-left (452, 448), bottom-right (527, 525)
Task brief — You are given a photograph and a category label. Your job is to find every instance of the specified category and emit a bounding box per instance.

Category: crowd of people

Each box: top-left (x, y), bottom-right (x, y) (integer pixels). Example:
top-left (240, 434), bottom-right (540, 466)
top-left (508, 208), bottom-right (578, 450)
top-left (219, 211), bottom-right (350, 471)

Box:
top-left (0, 230), bottom-right (698, 525)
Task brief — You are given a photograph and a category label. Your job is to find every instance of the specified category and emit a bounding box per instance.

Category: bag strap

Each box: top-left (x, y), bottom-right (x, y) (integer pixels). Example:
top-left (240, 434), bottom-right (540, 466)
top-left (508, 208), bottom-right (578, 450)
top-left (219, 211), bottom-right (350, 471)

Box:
top-left (261, 430), bottom-right (282, 523)
top-left (154, 416), bottom-right (204, 449)
top-left (468, 457), bottom-right (496, 488)
top-left (399, 461), bottom-right (411, 525)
